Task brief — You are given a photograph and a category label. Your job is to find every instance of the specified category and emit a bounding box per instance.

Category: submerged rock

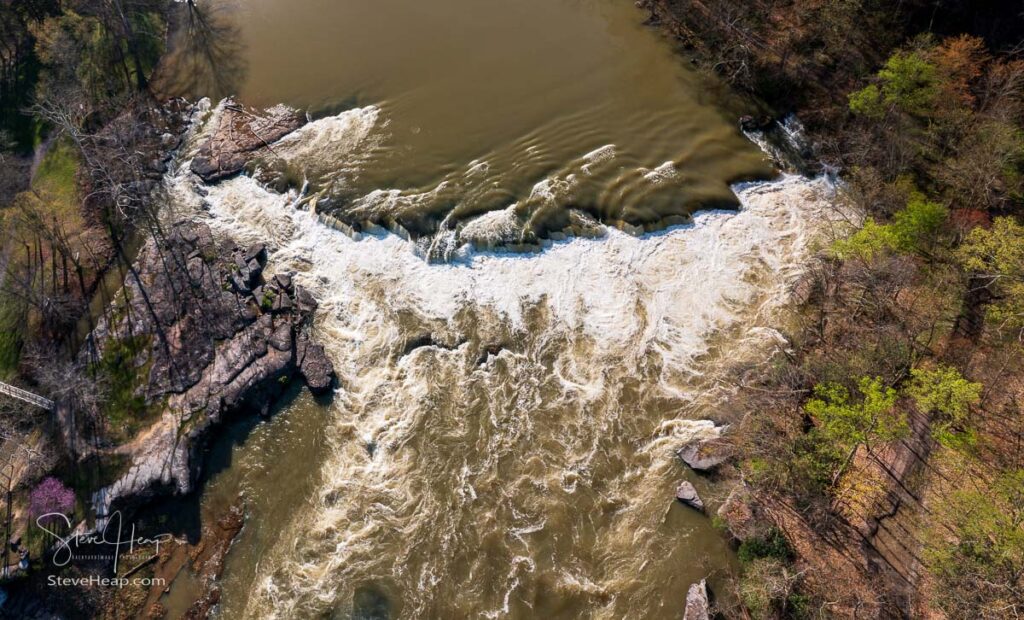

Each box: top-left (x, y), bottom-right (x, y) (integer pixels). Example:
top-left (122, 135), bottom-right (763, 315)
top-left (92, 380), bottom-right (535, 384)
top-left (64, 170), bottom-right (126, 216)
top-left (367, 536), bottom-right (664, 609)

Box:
top-left (676, 481), bottom-right (705, 512)
top-left (684, 579), bottom-right (711, 620)
top-left (190, 99), bottom-right (307, 182)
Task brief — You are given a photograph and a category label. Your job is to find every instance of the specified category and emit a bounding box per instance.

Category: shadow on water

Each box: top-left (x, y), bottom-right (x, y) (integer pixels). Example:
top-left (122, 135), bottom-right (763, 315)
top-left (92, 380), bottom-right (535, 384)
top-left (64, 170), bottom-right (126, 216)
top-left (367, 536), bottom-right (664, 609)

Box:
top-left (154, 0), bottom-right (248, 101)
top-left (131, 380), bottom-right (322, 544)
top-left (350, 584), bottom-right (395, 620)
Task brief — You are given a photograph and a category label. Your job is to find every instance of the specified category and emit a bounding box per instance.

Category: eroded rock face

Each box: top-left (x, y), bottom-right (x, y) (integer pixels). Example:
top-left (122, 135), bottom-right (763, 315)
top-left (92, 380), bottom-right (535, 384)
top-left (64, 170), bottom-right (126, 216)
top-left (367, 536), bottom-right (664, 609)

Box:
top-left (83, 221), bottom-right (333, 517)
top-left (190, 99), bottom-right (306, 182)
top-left (684, 579), bottom-right (711, 620)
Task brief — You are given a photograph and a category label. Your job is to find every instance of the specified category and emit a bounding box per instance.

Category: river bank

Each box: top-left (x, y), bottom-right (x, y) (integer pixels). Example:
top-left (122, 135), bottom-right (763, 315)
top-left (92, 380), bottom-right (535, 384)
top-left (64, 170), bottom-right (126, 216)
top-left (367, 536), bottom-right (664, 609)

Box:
top-left (6, 1), bottom-right (845, 617)
top-left (4, 0), bottom-right (1020, 618)
top-left (638, 2), bottom-right (1024, 618)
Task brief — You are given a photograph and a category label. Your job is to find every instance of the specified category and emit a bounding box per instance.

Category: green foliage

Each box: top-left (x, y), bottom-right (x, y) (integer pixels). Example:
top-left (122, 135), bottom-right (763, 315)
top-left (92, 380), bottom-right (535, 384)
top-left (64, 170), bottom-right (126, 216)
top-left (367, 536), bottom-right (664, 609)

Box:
top-left (739, 557), bottom-right (807, 620)
top-left (906, 365), bottom-right (982, 449)
top-left (710, 514), bottom-right (729, 533)
top-left (925, 470), bottom-right (1024, 617)
top-left (33, 10), bottom-right (115, 103)
top-left (738, 529), bottom-right (794, 565)
top-left (848, 83), bottom-right (885, 118)
top-left (805, 376), bottom-right (906, 447)
top-left (889, 193), bottom-right (947, 252)
top-left (956, 217), bottom-right (1024, 337)
top-left (849, 51), bottom-right (938, 117)
top-left (0, 293), bottom-right (26, 379)
top-left (878, 51), bottom-right (939, 115)
top-left (31, 138), bottom-right (79, 206)
top-left (261, 288), bottom-right (276, 310)
top-left (741, 377), bottom-right (909, 502)
top-left (831, 192), bottom-right (947, 260)
top-left (94, 335), bottom-right (153, 435)
top-left (32, 8), bottom-right (165, 105)
top-left (830, 218), bottom-right (899, 261)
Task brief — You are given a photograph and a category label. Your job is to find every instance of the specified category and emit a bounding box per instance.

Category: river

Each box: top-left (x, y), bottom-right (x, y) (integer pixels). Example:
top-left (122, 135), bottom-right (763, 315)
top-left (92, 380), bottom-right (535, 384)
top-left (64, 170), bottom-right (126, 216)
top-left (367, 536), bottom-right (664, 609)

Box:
top-left (156, 0), bottom-right (837, 618)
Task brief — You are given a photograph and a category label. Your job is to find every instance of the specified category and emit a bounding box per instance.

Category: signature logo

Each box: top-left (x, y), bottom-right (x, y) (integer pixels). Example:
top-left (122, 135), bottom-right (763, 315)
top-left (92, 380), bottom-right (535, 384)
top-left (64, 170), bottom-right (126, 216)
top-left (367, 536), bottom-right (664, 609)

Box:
top-left (36, 511), bottom-right (173, 573)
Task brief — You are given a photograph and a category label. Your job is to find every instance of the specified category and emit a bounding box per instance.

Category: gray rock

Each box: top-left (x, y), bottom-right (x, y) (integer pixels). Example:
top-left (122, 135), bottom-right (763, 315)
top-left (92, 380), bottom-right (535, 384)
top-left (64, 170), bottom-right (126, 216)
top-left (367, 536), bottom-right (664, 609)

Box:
top-left (677, 424), bottom-right (729, 471)
top-left (272, 292), bottom-right (294, 314)
top-left (273, 273), bottom-right (293, 291)
top-left (294, 286), bottom-right (318, 314)
top-left (82, 220), bottom-right (334, 517)
top-left (717, 484), bottom-right (756, 541)
top-left (676, 481), bottom-right (705, 512)
top-left (298, 335), bottom-right (333, 393)
top-left (244, 243), bottom-right (268, 265)
top-left (684, 579), bottom-right (710, 620)
top-left (246, 258), bottom-right (263, 282)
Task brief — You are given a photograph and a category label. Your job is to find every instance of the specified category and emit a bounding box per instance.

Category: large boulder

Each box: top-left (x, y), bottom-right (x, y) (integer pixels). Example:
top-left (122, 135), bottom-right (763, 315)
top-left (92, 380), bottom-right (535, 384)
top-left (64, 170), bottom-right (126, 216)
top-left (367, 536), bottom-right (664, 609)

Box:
top-left (684, 579), bottom-right (710, 620)
top-left (677, 422), bottom-right (730, 471)
top-left (676, 481), bottom-right (705, 512)
top-left (298, 335), bottom-right (334, 394)
top-left (190, 100), bottom-right (306, 182)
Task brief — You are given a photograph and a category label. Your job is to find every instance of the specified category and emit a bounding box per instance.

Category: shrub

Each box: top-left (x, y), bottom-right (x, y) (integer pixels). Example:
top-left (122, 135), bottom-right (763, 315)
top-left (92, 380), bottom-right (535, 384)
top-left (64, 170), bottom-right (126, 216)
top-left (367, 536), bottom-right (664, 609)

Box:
top-left (738, 529), bottom-right (795, 565)
top-left (29, 477), bottom-right (75, 525)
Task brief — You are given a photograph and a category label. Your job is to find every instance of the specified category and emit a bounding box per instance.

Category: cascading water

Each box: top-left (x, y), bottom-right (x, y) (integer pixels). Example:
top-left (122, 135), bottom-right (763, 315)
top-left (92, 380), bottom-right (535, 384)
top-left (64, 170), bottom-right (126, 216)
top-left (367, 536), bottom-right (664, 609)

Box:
top-left (150, 0), bottom-right (850, 615)
top-left (161, 100), bottom-right (840, 619)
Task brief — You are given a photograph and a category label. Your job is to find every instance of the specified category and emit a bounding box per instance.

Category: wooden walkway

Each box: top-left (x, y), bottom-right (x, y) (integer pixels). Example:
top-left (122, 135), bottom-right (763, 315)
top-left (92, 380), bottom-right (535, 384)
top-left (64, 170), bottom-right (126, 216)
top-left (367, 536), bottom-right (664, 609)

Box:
top-left (0, 381), bottom-right (54, 411)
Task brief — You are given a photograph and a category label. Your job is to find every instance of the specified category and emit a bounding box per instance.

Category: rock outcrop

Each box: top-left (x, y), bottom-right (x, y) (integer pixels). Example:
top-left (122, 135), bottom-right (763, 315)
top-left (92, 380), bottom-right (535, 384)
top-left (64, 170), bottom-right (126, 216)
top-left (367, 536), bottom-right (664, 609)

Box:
top-left (684, 579), bottom-right (711, 620)
top-left (190, 99), bottom-right (306, 182)
top-left (676, 481), bottom-right (705, 512)
top-left (80, 221), bottom-right (334, 517)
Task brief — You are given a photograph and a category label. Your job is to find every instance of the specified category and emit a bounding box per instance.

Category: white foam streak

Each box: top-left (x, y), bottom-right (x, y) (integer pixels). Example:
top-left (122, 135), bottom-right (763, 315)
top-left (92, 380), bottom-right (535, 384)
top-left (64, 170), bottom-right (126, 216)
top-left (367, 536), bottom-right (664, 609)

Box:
top-left (167, 100), bottom-right (841, 618)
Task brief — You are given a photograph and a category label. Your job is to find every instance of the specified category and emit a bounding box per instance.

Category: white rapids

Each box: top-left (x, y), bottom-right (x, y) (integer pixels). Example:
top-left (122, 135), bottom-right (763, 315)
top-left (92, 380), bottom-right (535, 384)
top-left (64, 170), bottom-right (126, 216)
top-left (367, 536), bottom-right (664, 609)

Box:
top-left (165, 102), bottom-right (840, 619)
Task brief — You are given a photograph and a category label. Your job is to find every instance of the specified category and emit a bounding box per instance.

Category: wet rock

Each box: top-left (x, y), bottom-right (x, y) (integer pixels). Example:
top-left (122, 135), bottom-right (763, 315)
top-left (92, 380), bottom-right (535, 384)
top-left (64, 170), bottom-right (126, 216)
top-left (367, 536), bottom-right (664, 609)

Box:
top-left (739, 115), bottom-right (772, 133)
top-left (244, 243), bottom-right (268, 265)
top-left (677, 424), bottom-right (730, 471)
top-left (297, 334), bottom-right (334, 394)
top-left (294, 286), bottom-right (318, 314)
top-left (190, 100), bottom-right (307, 182)
top-left (791, 272), bottom-right (819, 306)
top-left (676, 481), bottom-right (705, 512)
top-left (271, 291), bottom-right (294, 314)
top-left (273, 272), bottom-right (293, 291)
top-left (246, 258), bottom-right (263, 281)
top-left (684, 579), bottom-right (710, 620)
top-left (268, 323), bottom-right (293, 352)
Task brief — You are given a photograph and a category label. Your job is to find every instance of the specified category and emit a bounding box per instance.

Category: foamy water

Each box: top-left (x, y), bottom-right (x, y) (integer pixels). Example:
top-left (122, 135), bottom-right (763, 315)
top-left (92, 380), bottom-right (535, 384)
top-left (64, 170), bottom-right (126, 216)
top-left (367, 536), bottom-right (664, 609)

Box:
top-left (164, 102), bottom-right (838, 618)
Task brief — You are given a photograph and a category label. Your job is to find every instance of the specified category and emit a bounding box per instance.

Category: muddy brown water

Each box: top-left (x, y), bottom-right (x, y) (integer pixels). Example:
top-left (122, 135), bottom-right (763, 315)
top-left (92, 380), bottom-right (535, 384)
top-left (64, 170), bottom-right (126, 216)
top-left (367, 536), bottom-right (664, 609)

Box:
top-left (154, 0), bottom-right (834, 618)
top-left (161, 0), bottom-right (772, 255)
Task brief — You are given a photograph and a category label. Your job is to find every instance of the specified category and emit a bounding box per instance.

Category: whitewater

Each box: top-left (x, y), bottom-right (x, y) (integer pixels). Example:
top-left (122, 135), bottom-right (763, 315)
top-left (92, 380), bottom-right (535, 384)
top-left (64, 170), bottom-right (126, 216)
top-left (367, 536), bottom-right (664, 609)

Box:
top-left (164, 102), bottom-right (840, 619)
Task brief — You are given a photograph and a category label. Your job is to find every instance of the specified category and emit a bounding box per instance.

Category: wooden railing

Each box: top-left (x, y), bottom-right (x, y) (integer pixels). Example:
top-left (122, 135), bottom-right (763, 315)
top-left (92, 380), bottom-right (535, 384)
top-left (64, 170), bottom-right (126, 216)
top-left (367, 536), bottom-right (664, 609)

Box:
top-left (0, 381), bottom-right (54, 411)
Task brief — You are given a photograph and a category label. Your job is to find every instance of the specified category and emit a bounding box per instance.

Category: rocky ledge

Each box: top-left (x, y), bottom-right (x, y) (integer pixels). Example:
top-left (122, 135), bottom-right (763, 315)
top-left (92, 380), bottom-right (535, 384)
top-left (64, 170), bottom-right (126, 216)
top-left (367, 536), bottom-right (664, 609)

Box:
top-left (68, 220), bottom-right (334, 517)
top-left (189, 98), bottom-right (307, 183)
